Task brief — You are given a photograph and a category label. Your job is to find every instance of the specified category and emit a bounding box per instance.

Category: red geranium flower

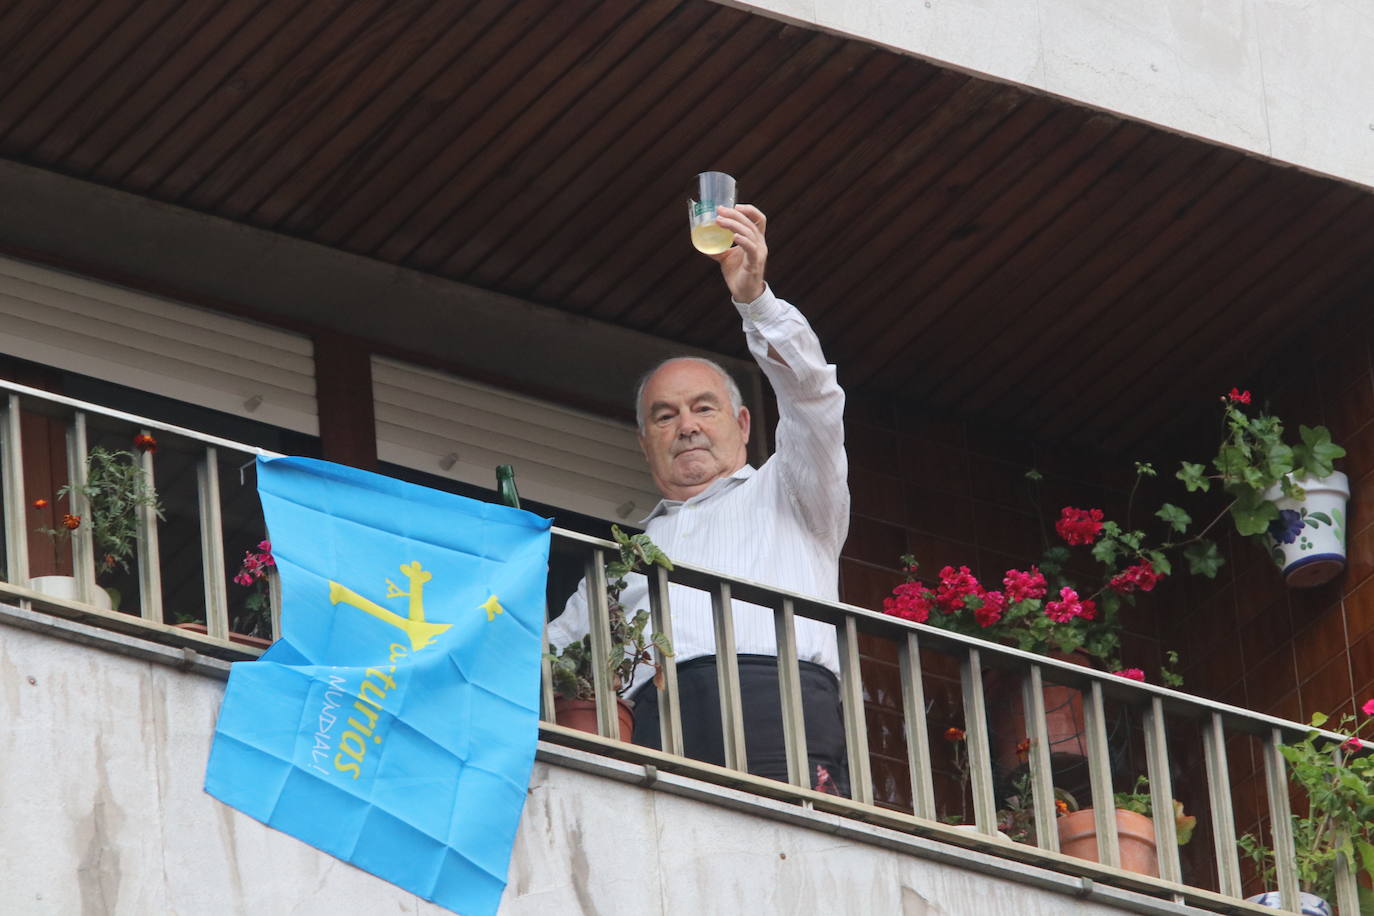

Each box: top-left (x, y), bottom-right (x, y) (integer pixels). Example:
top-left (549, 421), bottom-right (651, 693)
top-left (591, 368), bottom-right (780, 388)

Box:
top-left (1055, 507), bottom-right (1105, 546)
top-left (1225, 388), bottom-right (1252, 404)
top-left (1114, 668), bottom-right (1146, 682)
top-left (133, 433), bottom-right (158, 452)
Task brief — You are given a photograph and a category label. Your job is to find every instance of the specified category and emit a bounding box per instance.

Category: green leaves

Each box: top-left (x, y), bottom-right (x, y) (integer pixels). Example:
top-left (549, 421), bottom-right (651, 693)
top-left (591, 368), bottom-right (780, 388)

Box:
top-left (1182, 540), bottom-right (1225, 578)
top-left (1293, 424), bottom-right (1346, 480)
top-left (1155, 503), bottom-right (1191, 534)
top-left (1177, 461), bottom-right (1210, 492)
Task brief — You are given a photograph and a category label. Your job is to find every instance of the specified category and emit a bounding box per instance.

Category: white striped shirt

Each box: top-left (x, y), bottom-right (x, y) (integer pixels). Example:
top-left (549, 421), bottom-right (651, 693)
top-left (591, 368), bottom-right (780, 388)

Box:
top-left (547, 287), bottom-right (848, 696)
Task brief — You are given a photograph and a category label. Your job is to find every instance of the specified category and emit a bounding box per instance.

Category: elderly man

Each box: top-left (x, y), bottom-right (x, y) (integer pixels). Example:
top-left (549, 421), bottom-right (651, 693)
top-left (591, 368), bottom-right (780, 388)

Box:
top-left (547, 203), bottom-right (850, 793)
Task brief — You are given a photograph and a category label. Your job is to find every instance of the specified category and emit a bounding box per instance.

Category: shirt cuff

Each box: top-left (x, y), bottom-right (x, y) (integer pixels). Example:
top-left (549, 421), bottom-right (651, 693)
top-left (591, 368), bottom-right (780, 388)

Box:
top-left (732, 284), bottom-right (784, 324)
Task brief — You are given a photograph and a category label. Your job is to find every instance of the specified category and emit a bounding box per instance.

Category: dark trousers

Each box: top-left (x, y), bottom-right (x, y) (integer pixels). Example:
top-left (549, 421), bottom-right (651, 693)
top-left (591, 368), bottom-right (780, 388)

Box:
top-left (629, 654), bottom-right (851, 797)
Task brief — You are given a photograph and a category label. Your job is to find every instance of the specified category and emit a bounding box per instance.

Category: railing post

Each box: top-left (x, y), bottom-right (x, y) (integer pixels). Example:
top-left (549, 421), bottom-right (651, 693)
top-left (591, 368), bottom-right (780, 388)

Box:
top-left (1083, 679), bottom-right (1120, 868)
top-left (711, 581), bottom-right (748, 772)
top-left (1024, 664), bottom-right (1060, 852)
top-left (1, 394), bottom-right (30, 585)
top-left (774, 597), bottom-right (810, 788)
top-left (1262, 727), bottom-right (1300, 911)
top-left (66, 412), bottom-right (96, 607)
top-left (1202, 711), bottom-right (1242, 896)
top-left (584, 550), bottom-right (619, 740)
top-left (897, 631), bottom-right (936, 820)
top-left (649, 563), bottom-right (683, 758)
top-left (1142, 696), bottom-right (1180, 881)
top-left (135, 428), bottom-right (163, 623)
top-left (198, 446), bottom-right (230, 640)
top-left (1333, 747), bottom-right (1361, 916)
top-left (540, 606), bottom-right (556, 723)
top-left (838, 614), bottom-right (873, 804)
top-left (960, 647), bottom-right (998, 834)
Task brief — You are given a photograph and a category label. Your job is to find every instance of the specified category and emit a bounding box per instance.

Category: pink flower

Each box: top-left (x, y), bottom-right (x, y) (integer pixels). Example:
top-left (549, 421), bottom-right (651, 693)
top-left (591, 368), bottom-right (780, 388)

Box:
top-left (1003, 567), bottom-right (1047, 604)
top-left (1044, 586), bottom-right (1088, 623)
top-left (973, 590), bottom-right (1005, 628)
top-left (233, 572), bottom-right (253, 587)
top-left (1055, 507), bottom-right (1105, 546)
top-left (883, 581), bottom-right (934, 624)
top-left (935, 565), bottom-right (981, 615)
top-left (1363, 698), bottom-right (1374, 717)
top-left (1114, 668), bottom-right (1146, 682)
top-left (1343, 736), bottom-right (1363, 752)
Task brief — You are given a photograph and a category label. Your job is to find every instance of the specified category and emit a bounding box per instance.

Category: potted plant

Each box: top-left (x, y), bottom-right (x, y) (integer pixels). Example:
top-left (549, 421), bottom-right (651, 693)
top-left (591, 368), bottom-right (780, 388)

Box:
top-left (1177, 388), bottom-right (1347, 587)
top-left (547, 525), bottom-right (674, 741)
top-left (174, 540), bottom-right (276, 648)
top-left (35, 437), bottom-right (164, 609)
top-left (1238, 700), bottom-right (1374, 913)
top-left (1056, 775), bottom-right (1196, 877)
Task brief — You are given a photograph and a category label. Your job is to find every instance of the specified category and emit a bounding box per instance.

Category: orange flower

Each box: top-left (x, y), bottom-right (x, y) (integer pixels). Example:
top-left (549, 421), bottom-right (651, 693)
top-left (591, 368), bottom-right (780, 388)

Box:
top-left (1055, 799), bottom-right (1069, 817)
top-left (32, 498), bottom-right (48, 509)
top-left (102, 554), bottom-right (117, 570)
top-left (133, 433), bottom-right (157, 452)
top-left (1015, 738), bottom-right (1032, 761)
top-left (944, 727), bottom-right (966, 742)
top-left (62, 513), bottom-right (81, 530)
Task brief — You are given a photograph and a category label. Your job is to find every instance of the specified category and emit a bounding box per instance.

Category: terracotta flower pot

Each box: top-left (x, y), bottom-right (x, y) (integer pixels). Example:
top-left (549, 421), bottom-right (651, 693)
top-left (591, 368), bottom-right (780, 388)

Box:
top-left (553, 696), bottom-right (634, 742)
top-left (987, 651), bottom-right (1092, 776)
top-left (174, 621), bottom-right (273, 650)
top-left (1056, 808), bottom-right (1158, 877)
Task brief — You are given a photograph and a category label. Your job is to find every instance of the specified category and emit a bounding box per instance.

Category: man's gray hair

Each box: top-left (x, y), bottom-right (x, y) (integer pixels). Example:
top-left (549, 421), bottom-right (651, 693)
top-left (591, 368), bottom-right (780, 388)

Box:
top-left (635, 357), bottom-right (745, 432)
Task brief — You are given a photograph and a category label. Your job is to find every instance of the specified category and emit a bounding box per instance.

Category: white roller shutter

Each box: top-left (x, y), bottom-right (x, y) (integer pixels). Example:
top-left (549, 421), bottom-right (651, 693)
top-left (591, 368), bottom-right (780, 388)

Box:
top-left (0, 255), bottom-right (316, 434)
top-left (373, 355), bottom-right (659, 524)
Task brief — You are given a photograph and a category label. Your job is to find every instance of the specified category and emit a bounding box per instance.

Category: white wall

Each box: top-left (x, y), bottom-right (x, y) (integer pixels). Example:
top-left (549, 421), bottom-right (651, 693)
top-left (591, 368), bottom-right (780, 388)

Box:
top-left (726, 0), bottom-right (1374, 190)
top-left (0, 605), bottom-right (1200, 915)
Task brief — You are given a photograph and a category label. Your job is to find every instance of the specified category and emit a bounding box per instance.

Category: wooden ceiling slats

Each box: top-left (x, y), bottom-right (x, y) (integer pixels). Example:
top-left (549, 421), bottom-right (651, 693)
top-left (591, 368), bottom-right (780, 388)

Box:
top-left (393, 0), bottom-right (683, 270)
top-left (955, 148), bottom-right (1254, 414)
top-left (111, 0), bottom-right (335, 192)
top-left (242, 0), bottom-right (488, 227)
top-left (379, 0), bottom-right (714, 275)
top-left (437, 9), bottom-right (770, 288)
top-left (921, 136), bottom-right (1220, 408)
top-left (835, 118), bottom-right (1150, 389)
top-left (199, 0), bottom-right (463, 220)
top-left (542, 29), bottom-right (867, 323)
top-left (279, 0), bottom-right (517, 239)
top-left (1, 0), bottom-right (1370, 449)
top-left (85, 0), bottom-right (312, 185)
top-left (867, 127), bottom-right (1185, 394)
top-left (636, 54), bottom-right (953, 341)
top-left (47, 1), bottom-right (263, 174)
top-left (329, 0), bottom-right (600, 255)
top-left (21, 0), bottom-right (208, 164)
top-left (1071, 184), bottom-right (1374, 444)
top-left (158, 1), bottom-right (407, 207)
top-left (0, 0), bottom-right (131, 146)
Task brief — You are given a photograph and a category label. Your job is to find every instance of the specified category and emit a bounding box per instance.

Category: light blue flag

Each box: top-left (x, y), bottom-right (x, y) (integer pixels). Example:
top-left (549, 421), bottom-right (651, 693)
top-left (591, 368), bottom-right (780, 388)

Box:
top-left (205, 457), bottom-right (551, 916)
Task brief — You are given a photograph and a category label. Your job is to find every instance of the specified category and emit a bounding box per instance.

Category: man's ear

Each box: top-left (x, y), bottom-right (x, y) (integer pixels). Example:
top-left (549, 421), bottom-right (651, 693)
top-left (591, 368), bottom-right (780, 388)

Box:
top-left (736, 405), bottom-right (751, 444)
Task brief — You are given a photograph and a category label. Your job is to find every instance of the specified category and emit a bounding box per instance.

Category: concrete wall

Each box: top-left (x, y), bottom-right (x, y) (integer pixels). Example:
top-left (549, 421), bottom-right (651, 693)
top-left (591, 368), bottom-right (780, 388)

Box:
top-left (726, 0), bottom-right (1374, 190)
top-left (1, 603), bottom-right (1205, 915)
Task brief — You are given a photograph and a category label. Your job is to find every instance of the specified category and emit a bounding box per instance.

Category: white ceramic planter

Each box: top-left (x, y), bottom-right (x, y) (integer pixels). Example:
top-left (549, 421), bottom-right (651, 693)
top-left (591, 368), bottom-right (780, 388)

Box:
top-left (1246, 890), bottom-right (1331, 915)
top-left (28, 575), bottom-right (113, 611)
top-left (1262, 471), bottom-right (1349, 588)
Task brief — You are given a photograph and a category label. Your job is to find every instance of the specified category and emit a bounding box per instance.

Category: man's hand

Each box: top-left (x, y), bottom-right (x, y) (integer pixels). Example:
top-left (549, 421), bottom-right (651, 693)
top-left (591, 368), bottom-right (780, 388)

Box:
top-left (709, 204), bottom-right (767, 304)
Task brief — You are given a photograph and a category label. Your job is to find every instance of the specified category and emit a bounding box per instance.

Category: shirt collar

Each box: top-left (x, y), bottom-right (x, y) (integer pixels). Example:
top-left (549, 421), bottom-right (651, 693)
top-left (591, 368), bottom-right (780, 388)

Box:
top-left (639, 464), bottom-right (756, 524)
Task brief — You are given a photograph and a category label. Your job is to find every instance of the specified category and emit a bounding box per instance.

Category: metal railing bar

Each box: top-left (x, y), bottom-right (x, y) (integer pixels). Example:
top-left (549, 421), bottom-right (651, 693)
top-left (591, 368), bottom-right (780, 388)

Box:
top-left (648, 563), bottom-right (683, 758)
top-left (0, 379), bottom-right (278, 459)
top-left (960, 647), bottom-right (998, 834)
top-left (136, 427), bottom-right (162, 624)
top-left (583, 550), bottom-right (618, 740)
top-left (67, 412), bottom-right (97, 607)
top-left (773, 597), bottom-right (809, 789)
top-left (198, 447), bottom-right (230, 640)
top-left (897, 631), bottom-right (936, 820)
top-left (1024, 664), bottom-right (1060, 853)
top-left (711, 580), bottom-right (748, 773)
top-left (838, 614), bottom-right (873, 804)
top-left (1, 394), bottom-right (30, 585)
top-left (1261, 727), bottom-right (1299, 911)
top-left (1142, 696), bottom-right (1180, 882)
top-left (1202, 711), bottom-right (1242, 897)
top-left (1084, 680), bottom-right (1120, 868)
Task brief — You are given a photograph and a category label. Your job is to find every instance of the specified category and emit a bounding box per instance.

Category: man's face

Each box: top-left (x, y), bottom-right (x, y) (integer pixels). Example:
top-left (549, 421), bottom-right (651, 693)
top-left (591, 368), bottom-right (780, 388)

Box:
top-left (638, 360), bottom-right (751, 501)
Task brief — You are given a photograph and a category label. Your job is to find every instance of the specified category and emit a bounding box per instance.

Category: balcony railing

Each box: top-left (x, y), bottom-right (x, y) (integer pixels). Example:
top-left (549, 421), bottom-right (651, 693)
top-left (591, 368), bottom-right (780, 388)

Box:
top-left (0, 377), bottom-right (1358, 915)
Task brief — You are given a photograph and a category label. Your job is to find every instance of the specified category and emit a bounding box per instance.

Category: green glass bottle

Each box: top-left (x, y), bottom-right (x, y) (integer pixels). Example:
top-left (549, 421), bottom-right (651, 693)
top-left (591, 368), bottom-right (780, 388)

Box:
top-left (495, 464), bottom-right (521, 509)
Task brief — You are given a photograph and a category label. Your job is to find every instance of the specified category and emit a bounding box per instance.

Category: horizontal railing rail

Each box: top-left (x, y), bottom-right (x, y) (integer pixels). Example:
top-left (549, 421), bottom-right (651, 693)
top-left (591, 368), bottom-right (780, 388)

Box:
top-left (0, 377), bottom-right (1358, 915)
